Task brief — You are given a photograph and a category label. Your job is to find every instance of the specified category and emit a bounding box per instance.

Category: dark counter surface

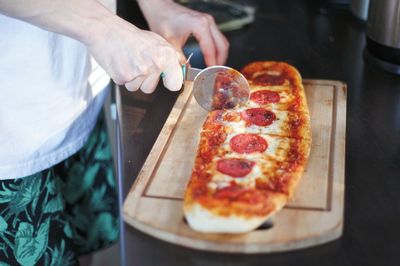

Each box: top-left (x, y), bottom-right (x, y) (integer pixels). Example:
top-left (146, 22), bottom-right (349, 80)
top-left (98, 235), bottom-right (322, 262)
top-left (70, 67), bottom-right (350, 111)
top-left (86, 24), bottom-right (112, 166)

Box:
top-left (116, 1), bottom-right (400, 265)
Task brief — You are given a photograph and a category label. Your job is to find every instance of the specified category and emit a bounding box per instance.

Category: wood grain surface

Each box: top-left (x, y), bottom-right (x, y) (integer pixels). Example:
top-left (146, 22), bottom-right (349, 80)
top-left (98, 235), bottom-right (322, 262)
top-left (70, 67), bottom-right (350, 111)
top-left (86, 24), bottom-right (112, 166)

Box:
top-left (123, 79), bottom-right (347, 253)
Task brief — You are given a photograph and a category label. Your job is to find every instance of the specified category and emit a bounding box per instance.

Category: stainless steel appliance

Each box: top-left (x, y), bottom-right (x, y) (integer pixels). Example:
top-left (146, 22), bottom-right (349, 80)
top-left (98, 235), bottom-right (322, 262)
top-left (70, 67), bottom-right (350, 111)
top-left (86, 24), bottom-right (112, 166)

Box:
top-left (366, 0), bottom-right (400, 73)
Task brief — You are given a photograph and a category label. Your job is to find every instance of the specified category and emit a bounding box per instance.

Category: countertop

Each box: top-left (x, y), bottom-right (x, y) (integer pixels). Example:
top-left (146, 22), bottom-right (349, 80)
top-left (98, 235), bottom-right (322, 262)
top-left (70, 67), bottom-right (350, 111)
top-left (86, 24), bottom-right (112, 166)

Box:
top-left (116, 1), bottom-right (400, 265)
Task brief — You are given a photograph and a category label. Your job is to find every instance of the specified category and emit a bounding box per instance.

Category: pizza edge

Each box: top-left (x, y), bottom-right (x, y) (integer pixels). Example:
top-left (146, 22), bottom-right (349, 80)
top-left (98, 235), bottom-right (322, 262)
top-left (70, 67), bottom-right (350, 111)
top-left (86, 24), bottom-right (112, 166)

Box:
top-left (183, 193), bottom-right (287, 233)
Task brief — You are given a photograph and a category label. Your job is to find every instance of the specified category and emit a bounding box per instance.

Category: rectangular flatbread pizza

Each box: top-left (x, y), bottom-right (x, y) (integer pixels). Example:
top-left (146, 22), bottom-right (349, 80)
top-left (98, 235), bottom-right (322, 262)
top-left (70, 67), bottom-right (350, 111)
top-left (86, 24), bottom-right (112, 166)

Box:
top-left (183, 61), bottom-right (311, 233)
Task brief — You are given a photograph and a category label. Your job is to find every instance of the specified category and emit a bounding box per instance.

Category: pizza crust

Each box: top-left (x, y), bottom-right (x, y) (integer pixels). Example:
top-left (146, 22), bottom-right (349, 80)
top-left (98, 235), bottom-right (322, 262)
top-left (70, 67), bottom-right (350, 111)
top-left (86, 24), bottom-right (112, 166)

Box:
top-left (184, 203), bottom-right (267, 233)
top-left (184, 192), bottom-right (287, 233)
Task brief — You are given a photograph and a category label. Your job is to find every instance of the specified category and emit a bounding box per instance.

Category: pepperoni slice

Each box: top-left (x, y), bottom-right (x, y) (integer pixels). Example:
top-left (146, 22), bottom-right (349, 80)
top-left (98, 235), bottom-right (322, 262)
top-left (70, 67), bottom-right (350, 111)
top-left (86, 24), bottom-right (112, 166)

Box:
top-left (241, 108), bottom-right (276, 126)
top-left (212, 71), bottom-right (242, 109)
top-left (217, 158), bottom-right (255, 177)
top-left (253, 73), bottom-right (286, 86)
top-left (230, 134), bottom-right (268, 154)
top-left (250, 90), bottom-right (280, 104)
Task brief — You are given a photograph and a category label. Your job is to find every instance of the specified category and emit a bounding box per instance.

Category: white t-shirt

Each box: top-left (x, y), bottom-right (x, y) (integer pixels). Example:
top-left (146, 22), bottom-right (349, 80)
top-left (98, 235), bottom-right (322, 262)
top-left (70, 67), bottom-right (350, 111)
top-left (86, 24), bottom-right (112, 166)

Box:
top-left (0, 14), bottom-right (111, 179)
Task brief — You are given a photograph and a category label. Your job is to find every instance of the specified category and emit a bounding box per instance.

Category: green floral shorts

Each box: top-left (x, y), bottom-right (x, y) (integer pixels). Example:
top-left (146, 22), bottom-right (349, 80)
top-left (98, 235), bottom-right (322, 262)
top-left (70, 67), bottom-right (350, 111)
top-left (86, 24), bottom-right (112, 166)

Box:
top-left (0, 116), bottom-right (119, 266)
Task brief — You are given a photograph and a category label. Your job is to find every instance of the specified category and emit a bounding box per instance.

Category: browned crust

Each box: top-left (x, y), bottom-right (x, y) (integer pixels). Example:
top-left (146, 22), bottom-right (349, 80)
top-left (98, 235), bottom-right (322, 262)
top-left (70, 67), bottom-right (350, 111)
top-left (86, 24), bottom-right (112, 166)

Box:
top-left (184, 61), bottom-right (311, 226)
top-left (184, 181), bottom-right (287, 218)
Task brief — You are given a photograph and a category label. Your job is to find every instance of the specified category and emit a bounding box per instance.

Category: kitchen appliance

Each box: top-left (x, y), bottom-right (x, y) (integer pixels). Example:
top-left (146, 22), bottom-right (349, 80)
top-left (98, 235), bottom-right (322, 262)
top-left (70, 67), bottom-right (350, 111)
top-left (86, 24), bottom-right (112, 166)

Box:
top-left (351, 0), bottom-right (370, 20)
top-left (365, 0), bottom-right (400, 74)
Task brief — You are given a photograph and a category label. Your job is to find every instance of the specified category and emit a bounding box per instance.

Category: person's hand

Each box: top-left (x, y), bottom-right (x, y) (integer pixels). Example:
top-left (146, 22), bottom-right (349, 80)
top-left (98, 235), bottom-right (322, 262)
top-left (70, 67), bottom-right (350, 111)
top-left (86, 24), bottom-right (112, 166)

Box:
top-left (0, 0), bottom-right (184, 93)
top-left (87, 15), bottom-right (183, 93)
top-left (138, 0), bottom-right (229, 66)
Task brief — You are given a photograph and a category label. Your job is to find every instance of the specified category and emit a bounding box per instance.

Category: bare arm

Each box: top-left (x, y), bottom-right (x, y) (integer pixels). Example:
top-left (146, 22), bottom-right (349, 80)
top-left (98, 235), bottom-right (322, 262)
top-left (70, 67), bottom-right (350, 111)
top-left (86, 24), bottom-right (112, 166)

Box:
top-left (0, 0), bottom-right (112, 50)
top-left (0, 0), bottom-right (183, 93)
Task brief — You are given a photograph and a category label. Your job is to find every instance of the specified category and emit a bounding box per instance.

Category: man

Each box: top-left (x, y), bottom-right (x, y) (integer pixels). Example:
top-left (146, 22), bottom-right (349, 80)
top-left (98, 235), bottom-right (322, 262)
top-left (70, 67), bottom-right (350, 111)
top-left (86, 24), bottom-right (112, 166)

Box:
top-left (0, 0), bottom-right (228, 264)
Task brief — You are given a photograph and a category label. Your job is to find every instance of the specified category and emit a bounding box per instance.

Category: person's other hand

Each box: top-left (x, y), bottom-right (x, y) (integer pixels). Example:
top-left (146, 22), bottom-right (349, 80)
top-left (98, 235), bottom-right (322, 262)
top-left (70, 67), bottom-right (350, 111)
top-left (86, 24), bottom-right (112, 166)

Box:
top-left (87, 16), bottom-right (183, 93)
top-left (138, 0), bottom-right (229, 66)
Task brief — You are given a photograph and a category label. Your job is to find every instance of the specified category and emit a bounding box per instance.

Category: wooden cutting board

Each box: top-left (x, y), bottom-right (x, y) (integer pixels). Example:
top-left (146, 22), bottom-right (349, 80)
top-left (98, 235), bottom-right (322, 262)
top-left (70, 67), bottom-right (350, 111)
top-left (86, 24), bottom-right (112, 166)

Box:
top-left (123, 79), bottom-right (347, 253)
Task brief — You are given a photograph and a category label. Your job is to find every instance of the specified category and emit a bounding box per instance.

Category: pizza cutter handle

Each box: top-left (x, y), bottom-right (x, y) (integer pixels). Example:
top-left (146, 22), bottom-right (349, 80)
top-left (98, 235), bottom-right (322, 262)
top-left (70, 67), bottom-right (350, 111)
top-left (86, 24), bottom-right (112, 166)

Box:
top-left (160, 53), bottom-right (192, 82)
top-left (160, 64), bottom-right (187, 84)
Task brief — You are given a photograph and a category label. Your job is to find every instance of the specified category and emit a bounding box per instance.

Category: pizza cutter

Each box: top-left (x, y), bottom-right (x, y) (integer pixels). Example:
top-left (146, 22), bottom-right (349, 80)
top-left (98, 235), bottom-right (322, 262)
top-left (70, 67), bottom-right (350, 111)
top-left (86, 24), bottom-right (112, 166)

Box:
top-left (182, 55), bottom-right (250, 111)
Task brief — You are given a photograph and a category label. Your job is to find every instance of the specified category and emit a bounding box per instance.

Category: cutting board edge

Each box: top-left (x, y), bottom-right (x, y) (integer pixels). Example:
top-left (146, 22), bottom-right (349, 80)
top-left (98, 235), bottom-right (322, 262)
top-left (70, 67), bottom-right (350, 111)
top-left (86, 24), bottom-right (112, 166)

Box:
top-left (123, 209), bottom-right (343, 253)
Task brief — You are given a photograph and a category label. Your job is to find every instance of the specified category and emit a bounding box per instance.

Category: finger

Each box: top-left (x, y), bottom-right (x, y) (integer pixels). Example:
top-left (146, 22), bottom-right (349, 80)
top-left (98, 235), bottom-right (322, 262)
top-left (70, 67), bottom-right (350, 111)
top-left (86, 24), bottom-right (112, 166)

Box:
top-left (140, 73), bottom-right (160, 94)
top-left (125, 75), bottom-right (145, 91)
top-left (161, 57), bottom-right (183, 91)
top-left (191, 16), bottom-right (217, 66)
top-left (208, 20), bottom-right (229, 65)
top-left (177, 49), bottom-right (187, 65)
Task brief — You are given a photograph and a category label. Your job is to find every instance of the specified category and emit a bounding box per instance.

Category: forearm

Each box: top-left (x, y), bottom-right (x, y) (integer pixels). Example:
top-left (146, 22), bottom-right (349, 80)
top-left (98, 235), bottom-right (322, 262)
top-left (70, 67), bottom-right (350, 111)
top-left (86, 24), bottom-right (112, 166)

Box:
top-left (0, 0), bottom-right (116, 45)
top-left (136, 0), bottom-right (173, 13)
